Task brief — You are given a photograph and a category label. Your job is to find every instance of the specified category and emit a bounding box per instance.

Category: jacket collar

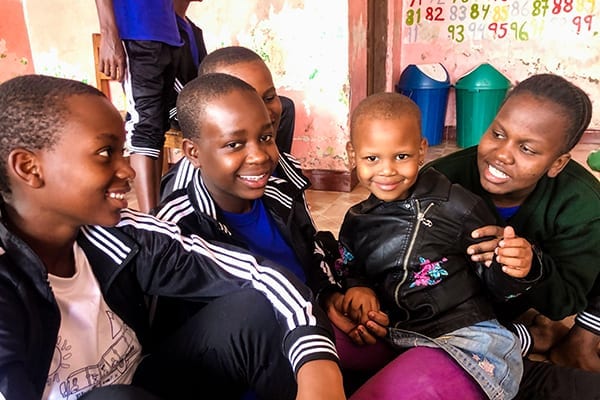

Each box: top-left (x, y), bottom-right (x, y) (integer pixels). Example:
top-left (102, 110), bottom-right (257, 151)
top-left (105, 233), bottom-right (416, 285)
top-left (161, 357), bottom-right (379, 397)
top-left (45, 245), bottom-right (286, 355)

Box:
top-left (0, 207), bottom-right (139, 299)
top-left (187, 152), bottom-right (310, 231)
top-left (360, 168), bottom-right (452, 212)
top-left (78, 218), bottom-right (140, 287)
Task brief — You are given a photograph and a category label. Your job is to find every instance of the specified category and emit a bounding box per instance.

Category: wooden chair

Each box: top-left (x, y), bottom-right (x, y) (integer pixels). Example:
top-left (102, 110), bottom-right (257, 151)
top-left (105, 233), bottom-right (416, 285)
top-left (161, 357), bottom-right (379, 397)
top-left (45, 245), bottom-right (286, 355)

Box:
top-left (91, 33), bottom-right (183, 174)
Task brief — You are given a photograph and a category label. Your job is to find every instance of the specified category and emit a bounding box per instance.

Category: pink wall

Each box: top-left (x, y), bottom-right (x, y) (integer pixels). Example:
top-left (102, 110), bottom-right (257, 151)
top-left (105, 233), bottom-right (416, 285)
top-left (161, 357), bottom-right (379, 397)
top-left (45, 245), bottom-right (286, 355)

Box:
top-left (0, 0), bottom-right (34, 81)
top-left (7, 0), bottom-right (600, 175)
top-left (187, 0), bottom-right (354, 171)
top-left (392, 0), bottom-right (600, 128)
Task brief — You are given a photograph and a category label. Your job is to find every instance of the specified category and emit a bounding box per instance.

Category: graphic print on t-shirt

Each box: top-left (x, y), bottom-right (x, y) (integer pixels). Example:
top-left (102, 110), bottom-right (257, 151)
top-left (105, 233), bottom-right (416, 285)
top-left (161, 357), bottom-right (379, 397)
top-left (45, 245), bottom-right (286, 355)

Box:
top-left (44, 310), bottom-right (141, 400)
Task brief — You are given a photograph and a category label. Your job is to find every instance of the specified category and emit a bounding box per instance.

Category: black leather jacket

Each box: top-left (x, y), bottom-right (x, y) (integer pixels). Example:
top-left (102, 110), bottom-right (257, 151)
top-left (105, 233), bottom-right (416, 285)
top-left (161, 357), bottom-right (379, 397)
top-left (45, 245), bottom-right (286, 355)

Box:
top-left (338, 168), bottom-right (540, 338)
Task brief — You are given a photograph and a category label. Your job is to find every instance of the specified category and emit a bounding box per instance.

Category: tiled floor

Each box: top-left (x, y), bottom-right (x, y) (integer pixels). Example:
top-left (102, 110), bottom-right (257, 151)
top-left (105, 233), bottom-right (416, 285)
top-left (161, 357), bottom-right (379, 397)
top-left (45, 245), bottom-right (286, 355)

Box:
top-left (306, 140), bottom-right (600, 238)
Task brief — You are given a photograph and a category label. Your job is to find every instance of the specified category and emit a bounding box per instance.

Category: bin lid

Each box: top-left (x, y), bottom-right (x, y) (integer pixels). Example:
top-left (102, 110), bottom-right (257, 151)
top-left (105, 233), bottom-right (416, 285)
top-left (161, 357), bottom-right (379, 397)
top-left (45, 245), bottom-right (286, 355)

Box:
top-left (397, 63), bottom-right (450, 90)
top-left (455, 63), bottom-right (511, 90)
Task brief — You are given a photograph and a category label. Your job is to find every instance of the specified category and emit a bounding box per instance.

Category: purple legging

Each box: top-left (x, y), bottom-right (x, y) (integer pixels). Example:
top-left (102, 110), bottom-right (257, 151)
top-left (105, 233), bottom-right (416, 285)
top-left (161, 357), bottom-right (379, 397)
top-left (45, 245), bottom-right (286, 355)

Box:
top-left (334, 327), bottom-right (486, 400)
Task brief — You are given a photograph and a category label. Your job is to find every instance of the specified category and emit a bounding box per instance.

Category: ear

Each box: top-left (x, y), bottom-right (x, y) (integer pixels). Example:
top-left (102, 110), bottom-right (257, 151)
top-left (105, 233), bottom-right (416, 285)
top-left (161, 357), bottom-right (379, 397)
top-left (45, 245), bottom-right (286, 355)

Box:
top-left (419, 137), bottom-right (428, 166)
top-left (7, 149), bottom-right (44, 189)
top-left (181, 138), bottom-right (202, 169)
top-left (346, 141), bottom-right (356, 169)
top-left (546, 152), bottom-right (571, 178)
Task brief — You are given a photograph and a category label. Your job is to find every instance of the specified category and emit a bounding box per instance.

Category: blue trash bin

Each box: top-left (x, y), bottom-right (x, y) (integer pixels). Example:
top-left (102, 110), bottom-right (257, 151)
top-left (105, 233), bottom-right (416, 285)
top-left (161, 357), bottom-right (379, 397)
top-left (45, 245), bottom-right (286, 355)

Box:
top-left (396, 63), bottom-right (451, 146)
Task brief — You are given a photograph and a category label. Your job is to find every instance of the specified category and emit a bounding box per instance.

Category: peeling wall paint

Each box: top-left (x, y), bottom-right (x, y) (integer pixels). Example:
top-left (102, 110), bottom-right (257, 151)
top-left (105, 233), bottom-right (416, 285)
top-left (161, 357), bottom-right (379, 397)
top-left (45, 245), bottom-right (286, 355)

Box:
top-left (8, 0), bottom-right (599, 173)
top-left (187, 0), bottom-right (352, 171)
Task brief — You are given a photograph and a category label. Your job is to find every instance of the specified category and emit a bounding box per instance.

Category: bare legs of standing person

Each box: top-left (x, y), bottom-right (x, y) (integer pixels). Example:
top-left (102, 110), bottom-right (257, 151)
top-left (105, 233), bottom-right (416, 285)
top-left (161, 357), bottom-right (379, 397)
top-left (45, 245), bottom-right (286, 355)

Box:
top-left (130, 153), bottom-right (162, 213)
top-left (123, 40), bottom-right (179, 213)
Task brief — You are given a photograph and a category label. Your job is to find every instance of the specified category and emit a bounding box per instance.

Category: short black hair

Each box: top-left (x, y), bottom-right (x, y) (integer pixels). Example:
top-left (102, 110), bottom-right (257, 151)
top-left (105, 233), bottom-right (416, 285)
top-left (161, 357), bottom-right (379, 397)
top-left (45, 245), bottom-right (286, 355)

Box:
top-left (176, 72), bottom-right (258, 140)
top-left (350, 92), bottom-right (421, 142)
top-left (198, 46), bottom-right (265, 76)
top-left (505, 73), bottom-right (592, 152)
top-left (0, 74), bottom-right (104, 195)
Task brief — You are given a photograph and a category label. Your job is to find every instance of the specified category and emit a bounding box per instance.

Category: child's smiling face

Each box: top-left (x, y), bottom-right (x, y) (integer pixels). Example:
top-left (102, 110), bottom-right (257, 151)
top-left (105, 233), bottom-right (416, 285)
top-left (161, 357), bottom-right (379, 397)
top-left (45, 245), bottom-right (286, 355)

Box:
top-left (32, 94), bottom-right (135, 228)
top-left (186, 89), bottom-right (278, 213)
top-left (348, 114), bottom-right (427, 202)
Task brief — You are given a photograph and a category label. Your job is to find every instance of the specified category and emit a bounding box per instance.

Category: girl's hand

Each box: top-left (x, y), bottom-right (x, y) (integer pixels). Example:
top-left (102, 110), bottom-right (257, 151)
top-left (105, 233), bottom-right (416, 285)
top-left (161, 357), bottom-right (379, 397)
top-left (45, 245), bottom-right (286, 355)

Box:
top-left (467, 225), bottom-right (504, 265)
top-left (495, 226), bottom-right (533, 278)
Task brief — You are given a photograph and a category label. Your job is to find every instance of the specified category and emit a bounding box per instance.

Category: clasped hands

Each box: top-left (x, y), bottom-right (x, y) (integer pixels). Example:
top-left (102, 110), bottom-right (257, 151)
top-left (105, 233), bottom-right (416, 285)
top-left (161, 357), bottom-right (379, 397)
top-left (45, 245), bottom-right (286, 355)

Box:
top-left (324, 290), bottom-right (389, 345)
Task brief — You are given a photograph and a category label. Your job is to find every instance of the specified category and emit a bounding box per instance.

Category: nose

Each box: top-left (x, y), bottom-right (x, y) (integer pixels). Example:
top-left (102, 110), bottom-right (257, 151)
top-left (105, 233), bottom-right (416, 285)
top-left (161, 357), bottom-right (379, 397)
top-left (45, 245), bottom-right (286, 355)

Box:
top-left (116, 156), bottom-right (136, 180)
top-left (378, 159), bottom-right (396, 176)
top-left (495, 142), bottom-right (515, 165)
top-left (246, 143), bottom-right (271, 164)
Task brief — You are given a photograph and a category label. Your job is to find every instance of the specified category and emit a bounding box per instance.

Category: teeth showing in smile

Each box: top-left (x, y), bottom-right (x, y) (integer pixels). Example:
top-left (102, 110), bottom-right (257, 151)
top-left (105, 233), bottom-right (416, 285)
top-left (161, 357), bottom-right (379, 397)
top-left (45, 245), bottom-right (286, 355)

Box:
top-left (239, 174), bottom-right (266, 181)
top-left (489, 164), bottom-right (508, 179)
top-left (108, 192), bottom-right (125, 200)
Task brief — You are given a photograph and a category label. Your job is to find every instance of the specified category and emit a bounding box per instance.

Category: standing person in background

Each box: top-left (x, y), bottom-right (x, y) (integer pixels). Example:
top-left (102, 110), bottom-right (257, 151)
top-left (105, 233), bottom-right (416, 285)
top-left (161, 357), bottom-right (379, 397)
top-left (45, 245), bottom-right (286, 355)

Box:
top-left (170, 0), bottom-right (208, 131)
top-left (94, 0), bottom-right (183, 212)
top-left (425, 73), bottom-right (600, 399)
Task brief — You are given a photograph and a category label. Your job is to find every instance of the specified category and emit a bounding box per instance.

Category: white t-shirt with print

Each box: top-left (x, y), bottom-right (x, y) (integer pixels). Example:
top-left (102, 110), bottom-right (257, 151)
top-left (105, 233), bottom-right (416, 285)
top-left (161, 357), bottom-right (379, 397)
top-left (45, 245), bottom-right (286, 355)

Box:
top-left (43, 243), bottom-right (142, 400)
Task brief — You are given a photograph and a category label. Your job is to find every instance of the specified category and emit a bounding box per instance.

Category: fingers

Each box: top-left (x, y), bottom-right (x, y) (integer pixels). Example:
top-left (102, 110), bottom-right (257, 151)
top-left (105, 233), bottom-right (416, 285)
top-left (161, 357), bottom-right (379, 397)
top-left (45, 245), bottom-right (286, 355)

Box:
top-left (367, 310), bottom-right (390, 327)
top-left (467, 225), bottom-right (504, 263)
top-left (496, 236), bottom-right (533, 278)
top-left (503, 225), bottom-right (516, 239)
top-left (349, 325), bottom-right (378, 345)
top-left (328, 310), bottom-right (357, 334)
top-left (101, 61), bottom-right (125, 81)
top-left (471, 225), bottom-right (504, 240)
top-left (361, 310), bottom-right (389, 338)
top-left (365, 320), bottom-right (388, 338)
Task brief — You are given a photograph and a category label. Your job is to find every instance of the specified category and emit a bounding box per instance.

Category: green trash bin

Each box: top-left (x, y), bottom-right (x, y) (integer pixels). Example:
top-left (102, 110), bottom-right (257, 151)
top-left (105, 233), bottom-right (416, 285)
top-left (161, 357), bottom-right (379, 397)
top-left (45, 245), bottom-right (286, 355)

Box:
top-left (455, 63), bottom-right (511, 148)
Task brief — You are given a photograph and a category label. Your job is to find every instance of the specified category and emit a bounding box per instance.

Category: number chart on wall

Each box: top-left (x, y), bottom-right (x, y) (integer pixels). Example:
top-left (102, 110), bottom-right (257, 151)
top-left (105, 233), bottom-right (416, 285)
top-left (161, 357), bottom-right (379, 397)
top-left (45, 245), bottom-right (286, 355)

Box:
top-left (401, 0), bottom-right (600, 127)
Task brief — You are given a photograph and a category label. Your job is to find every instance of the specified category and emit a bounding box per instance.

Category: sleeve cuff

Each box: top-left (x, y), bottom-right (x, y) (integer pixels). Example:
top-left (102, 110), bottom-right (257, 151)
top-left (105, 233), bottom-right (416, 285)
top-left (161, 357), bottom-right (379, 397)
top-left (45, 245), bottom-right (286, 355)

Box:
top-left (575, 311), bottom-right (600, 336)
top-left (512, 322), bottom-right (533, 356)
top-left (288, 335), bottom-right (339, 375)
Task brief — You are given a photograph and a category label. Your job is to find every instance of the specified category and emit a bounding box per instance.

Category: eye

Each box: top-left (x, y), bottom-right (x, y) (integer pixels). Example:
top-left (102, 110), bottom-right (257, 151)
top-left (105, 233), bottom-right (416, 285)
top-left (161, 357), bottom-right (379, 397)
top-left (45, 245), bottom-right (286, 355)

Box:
top-left (260, 134), bottom-right (273, 143)
top-left (264, 95), bottom-right (276, 103)
top-left (98, 147), bottom-right (113, 158)
top-left (364, 155), bottom-right (378, 162)
top-left (492, 130), bottom-right (505, 139)
top-left (225, 141), bottom-right (243, 150)
top-left (395, 154), bottom-right (409, 161)
top-left (520, 144), bottom-right (537, 155)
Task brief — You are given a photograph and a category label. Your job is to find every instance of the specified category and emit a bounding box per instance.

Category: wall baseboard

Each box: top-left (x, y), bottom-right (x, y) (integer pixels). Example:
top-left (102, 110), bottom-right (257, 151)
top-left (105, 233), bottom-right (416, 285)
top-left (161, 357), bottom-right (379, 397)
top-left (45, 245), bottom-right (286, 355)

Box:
top-left (580, 129), bottom-right (600, 144)
top-left (302, 168), bottom-right (358, 192)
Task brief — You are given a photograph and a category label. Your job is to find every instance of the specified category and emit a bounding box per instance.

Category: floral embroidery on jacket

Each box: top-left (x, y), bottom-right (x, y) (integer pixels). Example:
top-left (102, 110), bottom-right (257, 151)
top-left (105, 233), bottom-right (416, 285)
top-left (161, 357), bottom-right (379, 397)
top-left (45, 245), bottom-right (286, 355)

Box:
top-left (335, 245), bottom-right (354, 278)
top-left (410, 256), bottom-right (449, 288)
